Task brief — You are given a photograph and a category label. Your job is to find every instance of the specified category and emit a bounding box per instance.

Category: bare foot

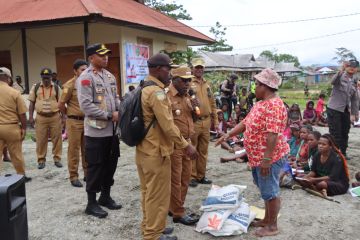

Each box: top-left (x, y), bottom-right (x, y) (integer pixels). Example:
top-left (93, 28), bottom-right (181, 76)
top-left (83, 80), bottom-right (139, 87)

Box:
top-left (254, 226), bottom-right (279, 237)
top-left (251, 219), bottom-right (268, 227)
top-left (235, 158), bottom-right (245, 163)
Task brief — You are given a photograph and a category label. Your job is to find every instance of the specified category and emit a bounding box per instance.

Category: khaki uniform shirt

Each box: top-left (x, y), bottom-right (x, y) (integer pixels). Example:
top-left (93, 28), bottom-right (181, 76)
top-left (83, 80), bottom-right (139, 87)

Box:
top-left (190, 77), bottom-right (218, 125)
top-left (137, 76), bottom-right (188, 157)
top-left (60, 77), bottom-right (84, 117)
top-left (77, 65), bottom-right (119, 137)
top-left (0, 81), bottom-right (27, 124)
top-left (28, 82), bottom-right (61, 114)
top-left (167, 84), bottom-right (194, 139)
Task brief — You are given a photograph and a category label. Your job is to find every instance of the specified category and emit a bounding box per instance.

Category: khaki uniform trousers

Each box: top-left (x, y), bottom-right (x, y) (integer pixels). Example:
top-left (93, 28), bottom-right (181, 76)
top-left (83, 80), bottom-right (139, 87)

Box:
top-left (136, 150), bottom-right (171, 240)
top-left (66, 118), bottom-right (87, 181)
top-left (169, 147), bottom-right (192, 218)
top-left (191, 117), bottom-right (211, 181)
top-left (35, 114), bottom-right (62, 163)
top-left (0, 124), bottom-right (25, 174)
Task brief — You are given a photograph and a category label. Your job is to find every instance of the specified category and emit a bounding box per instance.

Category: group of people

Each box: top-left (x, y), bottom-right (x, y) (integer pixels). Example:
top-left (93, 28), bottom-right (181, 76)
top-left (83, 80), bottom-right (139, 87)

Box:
top-left (0, 44), bottom-right (220, 240)
top-left (0, 41), bottom-right (359, 239)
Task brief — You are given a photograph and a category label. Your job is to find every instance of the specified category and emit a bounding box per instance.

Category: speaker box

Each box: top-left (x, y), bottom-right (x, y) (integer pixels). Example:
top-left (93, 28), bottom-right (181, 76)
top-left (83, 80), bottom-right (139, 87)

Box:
top-left (0, 174), bottom-right (28, 240)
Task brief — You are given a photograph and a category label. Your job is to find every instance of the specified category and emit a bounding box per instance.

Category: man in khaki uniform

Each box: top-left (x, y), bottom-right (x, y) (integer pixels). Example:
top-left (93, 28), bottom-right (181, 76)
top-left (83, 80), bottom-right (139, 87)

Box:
top-left (59, 59), bottom-right (88, 187)
top-left (29, 68), bottom-right (63, 169)
top-left (189, 58), bottom-right (218, 187)
top-left (167, 67), bottom-right (199, 226)
top-left (0, 67), bottom-right (31, 182)
top-left (136, 54), bottom-right (198, 240)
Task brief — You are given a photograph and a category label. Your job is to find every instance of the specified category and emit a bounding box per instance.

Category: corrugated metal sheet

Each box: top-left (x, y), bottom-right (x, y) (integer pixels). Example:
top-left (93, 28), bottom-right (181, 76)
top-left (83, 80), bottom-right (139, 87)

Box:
top-left (0, 0), bottom-right (213, 43)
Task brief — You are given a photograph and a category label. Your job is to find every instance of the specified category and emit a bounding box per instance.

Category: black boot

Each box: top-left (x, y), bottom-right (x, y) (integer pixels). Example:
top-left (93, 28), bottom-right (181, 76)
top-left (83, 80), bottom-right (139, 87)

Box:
top-left (98, 187), bottom-right (122, 210)
top-left (85, 192), bottom-right (108, 218)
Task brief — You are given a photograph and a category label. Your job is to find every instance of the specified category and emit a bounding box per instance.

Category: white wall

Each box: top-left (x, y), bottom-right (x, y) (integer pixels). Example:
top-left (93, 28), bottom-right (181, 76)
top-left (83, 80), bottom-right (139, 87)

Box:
top-left (0, 22), bottom-right (188, 94)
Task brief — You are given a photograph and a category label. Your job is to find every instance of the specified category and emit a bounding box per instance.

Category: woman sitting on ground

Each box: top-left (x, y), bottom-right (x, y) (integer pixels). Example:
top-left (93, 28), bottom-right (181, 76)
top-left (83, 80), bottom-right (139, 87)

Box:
top-left (302, 100), bottom-right (317, 125)
top-left (298, 134), bottom-right (350, 196)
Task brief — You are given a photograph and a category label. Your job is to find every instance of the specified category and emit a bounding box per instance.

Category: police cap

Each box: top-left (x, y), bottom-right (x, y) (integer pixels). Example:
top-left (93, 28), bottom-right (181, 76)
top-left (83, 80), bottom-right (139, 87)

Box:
top-left (40, 68), bottom-right (52, 77)
top-left (87, 43), bottom-right (112, 56)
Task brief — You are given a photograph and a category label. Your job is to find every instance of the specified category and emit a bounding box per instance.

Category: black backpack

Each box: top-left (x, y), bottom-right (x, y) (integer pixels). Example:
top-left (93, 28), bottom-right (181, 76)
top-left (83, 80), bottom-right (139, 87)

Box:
top-left (119, 80), bottom-right (157, 147)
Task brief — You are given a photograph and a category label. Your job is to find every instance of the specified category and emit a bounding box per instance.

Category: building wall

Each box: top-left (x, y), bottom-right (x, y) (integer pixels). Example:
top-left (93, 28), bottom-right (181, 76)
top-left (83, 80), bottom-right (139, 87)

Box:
top-left (0, 22), bottom-right (188, 94)
top-left (0, 30), bottom-right (25, 81)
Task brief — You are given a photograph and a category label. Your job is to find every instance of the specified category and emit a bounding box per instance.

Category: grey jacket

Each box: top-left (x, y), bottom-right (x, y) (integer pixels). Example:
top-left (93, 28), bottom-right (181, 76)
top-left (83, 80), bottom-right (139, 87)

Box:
top-left (77, 65), bottom-right (119, 137)
top-left (327, 71), bottom-right (359, 116)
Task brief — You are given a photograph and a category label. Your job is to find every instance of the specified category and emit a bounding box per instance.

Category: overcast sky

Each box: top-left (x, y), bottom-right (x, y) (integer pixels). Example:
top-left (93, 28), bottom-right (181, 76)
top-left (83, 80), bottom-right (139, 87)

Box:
top-left (176, 0), bottom-right (360, 66)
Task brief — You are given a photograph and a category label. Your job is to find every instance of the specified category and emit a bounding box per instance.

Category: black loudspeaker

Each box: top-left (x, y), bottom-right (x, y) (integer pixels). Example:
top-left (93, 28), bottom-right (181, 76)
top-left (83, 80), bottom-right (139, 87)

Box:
top-left (0, 174), bottom-right (28, 240)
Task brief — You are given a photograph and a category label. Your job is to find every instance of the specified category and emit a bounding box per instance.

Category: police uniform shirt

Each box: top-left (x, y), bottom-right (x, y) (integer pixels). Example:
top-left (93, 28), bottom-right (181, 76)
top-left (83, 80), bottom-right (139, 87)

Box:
top-left (190, 77), bottom-right (218, 125)
top-left (28, 82), bottom-right (61, 113)
top-left (167, 84), bottom-right (194, 139)
top-left (0, 81), bottom-right (27, 124)
top-left (60, 77), bottom-right (84, 117)
top-left (76, 65), bottom-right (119, 138)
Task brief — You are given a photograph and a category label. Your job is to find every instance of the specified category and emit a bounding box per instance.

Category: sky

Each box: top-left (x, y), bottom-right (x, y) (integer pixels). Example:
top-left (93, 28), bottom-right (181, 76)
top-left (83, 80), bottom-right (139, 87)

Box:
top-left (174, 0), bottom-right (360, 66)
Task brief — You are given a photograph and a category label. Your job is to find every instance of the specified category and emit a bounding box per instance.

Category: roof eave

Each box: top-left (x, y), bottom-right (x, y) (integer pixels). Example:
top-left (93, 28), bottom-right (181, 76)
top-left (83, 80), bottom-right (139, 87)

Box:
top-left (0, 14), bottom-right (214, 45)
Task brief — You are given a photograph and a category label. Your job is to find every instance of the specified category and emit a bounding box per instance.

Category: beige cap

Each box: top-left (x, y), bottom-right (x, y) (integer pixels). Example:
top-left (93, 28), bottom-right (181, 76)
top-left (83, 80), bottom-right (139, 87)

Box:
top-left (0, 67), bottom-right (11, 78)
top-left (191, 58), bottom-right (205, 67)
top-left (171, 67), bottom-right (194, 79)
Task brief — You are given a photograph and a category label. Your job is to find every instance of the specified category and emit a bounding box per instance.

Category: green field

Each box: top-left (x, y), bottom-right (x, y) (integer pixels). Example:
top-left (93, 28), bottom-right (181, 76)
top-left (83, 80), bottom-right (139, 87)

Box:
top-left (278, 89), bottom-right (326, 110)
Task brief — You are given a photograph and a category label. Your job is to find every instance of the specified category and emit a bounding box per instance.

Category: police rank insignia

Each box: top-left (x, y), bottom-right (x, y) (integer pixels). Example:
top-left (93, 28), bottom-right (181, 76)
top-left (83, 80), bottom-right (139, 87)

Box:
top-left (155, 91), bottom-right (166, 101)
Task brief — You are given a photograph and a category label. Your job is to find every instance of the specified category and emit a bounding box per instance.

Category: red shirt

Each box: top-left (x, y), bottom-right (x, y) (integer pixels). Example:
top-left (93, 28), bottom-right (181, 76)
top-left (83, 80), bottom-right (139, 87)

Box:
top-left (243, 97), bottom-right (289, 167)
top-left (315, 98), bottom-right (324, 116)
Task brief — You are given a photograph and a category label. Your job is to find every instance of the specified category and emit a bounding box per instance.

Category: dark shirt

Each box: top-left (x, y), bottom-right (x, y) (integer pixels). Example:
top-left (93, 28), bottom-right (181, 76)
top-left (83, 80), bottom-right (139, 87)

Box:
top-left (311, 150), bottom-right (348, 185)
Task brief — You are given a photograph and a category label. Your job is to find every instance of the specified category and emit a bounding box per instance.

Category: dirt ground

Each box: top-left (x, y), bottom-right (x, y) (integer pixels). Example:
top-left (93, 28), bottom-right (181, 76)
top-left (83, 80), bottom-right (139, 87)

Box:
top-left (2, 126), bottom-right (360, 240)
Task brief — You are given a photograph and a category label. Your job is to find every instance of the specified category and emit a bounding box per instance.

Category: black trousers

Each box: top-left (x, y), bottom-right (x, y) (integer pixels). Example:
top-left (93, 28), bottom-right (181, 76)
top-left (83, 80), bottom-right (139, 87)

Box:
top-left (327, 108), bottom-right (350, 155)
top-left (221, 97), bottom-right (233, 116)
top-left (85, 136), bottom-right (119, 193)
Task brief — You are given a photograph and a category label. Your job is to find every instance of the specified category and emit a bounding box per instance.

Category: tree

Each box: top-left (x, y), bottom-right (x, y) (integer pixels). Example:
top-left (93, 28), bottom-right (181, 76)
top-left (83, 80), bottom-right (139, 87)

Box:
top-left (160, 47), bottom-right (199, 65)
top-left (200, 22), bottom-right (233, 52)
top-left (332, 47), bottom-right (356, 64)
top-left (144, 0), bottom-right (192, 20)
top-left (259, 50), bottom-right (300, 67)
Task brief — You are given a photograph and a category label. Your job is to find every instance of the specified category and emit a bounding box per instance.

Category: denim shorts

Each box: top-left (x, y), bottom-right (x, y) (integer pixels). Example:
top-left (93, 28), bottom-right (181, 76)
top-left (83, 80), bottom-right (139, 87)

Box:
top-left (252, 157), bottom-right (286, 201)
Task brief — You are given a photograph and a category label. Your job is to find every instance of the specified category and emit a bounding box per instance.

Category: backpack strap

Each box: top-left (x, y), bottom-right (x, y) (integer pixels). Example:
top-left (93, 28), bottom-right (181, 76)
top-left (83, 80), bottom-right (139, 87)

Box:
top-left (34, 82), bottom-right (59, 101)
top-left (141, 80), bottom-right (159, 131)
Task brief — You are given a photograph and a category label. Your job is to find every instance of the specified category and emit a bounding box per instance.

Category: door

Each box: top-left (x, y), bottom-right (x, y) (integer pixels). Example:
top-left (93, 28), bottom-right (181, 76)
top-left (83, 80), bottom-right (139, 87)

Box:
top-left (0, 51), bottom-right (12, 72)
top-left (105, 43), bottom-right (121, 94)
top-left (55, 46), bottom-right (85, 84)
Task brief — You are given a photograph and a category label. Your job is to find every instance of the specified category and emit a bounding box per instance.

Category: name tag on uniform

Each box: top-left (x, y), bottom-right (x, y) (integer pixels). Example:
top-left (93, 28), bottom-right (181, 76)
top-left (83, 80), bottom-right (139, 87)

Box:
top-left (95, 87), bottom-right (105, 94)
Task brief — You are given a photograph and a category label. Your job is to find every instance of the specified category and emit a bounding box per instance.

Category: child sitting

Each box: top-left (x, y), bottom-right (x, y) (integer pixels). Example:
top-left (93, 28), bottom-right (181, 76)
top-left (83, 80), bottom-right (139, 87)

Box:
top-left (302, 100), bottom-right (317, 125)
top-left (288, 103), bottom-right (302, 125)
top-left (306, 131), bottom-right (321, 171)
top-left (315, 93), bottom-right (326, 126)
top-left (288, 123), bottom-right (301, 161)
top-left (294, 125), bottom-right (313, 170)
top-left (298, 134), bottom-right (350, 196)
